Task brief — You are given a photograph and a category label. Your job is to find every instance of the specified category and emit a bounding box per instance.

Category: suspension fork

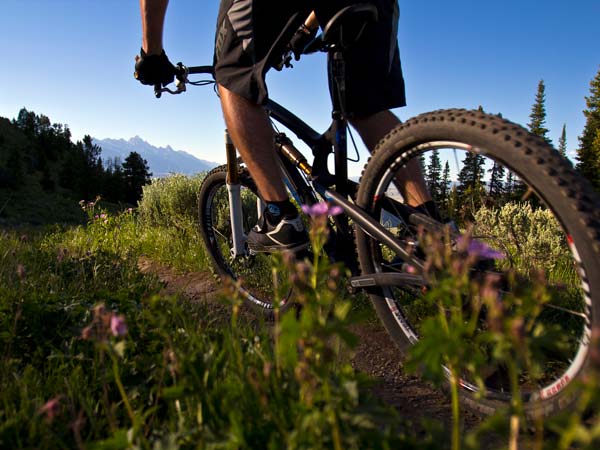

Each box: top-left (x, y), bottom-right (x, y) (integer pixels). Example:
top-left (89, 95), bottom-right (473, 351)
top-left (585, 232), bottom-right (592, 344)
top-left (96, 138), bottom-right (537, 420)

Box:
top-left (225, 130), bottom-right (247, 257)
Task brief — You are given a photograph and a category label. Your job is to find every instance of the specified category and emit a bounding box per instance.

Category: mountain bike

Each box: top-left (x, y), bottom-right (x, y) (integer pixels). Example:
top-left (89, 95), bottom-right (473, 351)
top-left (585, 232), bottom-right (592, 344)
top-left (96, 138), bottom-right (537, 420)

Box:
top-left (152, 4), bottom-right (600, 419)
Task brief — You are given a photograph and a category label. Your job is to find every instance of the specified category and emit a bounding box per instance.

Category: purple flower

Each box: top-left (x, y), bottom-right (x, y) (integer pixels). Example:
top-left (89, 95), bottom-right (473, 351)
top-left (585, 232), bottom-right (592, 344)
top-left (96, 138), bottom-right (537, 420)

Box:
top-left (38, 397), bottom-right (62, 423)
top-left (458, 236), bottom-right (505, 260)
top-left (110, 314), bottom-right (128, 337)
top-left (301, 202), bottom-right (343, 218)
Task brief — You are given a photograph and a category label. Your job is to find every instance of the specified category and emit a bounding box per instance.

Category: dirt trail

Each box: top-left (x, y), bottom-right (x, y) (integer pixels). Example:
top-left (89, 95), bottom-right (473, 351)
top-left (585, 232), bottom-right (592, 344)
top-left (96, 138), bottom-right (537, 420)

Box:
top-left (137, 257), bottom-right (483, 430)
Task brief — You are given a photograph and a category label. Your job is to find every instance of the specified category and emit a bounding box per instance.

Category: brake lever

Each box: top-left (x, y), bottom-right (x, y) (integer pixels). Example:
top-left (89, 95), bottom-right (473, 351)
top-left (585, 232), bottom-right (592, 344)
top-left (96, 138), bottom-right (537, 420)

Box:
top-left (274, 51), bottom-right (294, 71)
top-left (153, 63), bottom-right (189, 98)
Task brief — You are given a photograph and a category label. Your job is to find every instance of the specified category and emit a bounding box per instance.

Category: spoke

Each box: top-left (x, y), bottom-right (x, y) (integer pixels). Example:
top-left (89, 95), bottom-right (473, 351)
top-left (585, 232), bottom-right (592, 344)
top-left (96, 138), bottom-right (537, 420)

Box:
top-left (544, 302), bottom-right (588, 320)
top-left (212, 226), bottom-right (229, 242)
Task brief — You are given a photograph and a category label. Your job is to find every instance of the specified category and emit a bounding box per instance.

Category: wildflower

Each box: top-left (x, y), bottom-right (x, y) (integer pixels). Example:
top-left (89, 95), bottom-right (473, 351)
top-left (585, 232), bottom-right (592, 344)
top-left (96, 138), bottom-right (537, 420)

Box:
top-left (405, 264), bottom-right (417, 274)
top-left (457, 236), bottom-right (504, 260)
top-left (110, 314), bottom-right (128, 337)
top-left (301, 202), bottom-right (343, 218)
top-left (127, 208), bottom-right (133, 213)
top-left (38, 396), bottom-right (62, 423)
top-left (100, 213), bottom-right (107, 219)
top-left (81, 325), bottom-right (93, 340)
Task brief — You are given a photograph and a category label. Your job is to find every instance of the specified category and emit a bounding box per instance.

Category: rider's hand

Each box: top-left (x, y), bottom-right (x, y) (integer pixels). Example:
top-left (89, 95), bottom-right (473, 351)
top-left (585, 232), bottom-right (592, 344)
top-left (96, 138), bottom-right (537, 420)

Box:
top-left (134, 48), bottom-right (177, 87)
top-left (289, 24), bottom-right (317, 61)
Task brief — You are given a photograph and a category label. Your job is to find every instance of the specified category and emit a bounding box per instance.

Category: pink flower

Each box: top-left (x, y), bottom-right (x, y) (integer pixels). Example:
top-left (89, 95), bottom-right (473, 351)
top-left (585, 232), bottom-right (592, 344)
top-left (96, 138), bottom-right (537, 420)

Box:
top-left (38, 397), bottom-right (62, 423)
top-left (301, 202), bottom-right (343, 218)
top-left (110, 314), bottom-right (128, 337)
top-left (81, 325), bottom-right (93, 340)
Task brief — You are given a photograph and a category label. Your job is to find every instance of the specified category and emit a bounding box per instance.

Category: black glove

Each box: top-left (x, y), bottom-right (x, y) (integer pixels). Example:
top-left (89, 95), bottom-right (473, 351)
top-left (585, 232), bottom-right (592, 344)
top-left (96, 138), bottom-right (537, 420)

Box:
top-left (134, 48), bottom-right (177, 87)
top-left (289, 24), bottom-right (317, 60)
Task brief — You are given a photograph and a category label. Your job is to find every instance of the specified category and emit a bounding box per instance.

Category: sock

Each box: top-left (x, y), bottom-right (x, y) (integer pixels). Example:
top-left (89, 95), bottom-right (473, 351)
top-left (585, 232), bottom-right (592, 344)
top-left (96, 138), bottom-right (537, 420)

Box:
top-left (265, 200), bottom-right (297, 224)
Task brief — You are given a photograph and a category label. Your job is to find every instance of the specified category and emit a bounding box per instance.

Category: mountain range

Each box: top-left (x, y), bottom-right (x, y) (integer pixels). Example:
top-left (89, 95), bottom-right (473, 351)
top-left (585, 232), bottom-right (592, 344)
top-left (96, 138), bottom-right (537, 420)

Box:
top-left (93, 136), bottom-right (218, 177)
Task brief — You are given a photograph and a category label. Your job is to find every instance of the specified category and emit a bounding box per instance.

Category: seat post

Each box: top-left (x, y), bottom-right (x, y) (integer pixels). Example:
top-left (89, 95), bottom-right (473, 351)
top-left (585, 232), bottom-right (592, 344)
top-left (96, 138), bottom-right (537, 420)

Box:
top-left (330, 49), bottom-right (349, 195)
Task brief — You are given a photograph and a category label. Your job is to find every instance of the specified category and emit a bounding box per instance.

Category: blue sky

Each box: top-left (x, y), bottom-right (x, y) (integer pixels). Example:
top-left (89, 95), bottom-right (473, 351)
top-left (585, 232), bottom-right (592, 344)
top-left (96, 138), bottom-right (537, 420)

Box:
top-left (1, 1), bottom-right (599, 175)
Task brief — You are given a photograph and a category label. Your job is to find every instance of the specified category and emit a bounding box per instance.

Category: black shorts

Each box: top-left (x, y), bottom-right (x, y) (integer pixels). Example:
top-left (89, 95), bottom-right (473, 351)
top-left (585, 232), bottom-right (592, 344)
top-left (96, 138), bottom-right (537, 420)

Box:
top-left (214, 0), bottom-right (406, 117)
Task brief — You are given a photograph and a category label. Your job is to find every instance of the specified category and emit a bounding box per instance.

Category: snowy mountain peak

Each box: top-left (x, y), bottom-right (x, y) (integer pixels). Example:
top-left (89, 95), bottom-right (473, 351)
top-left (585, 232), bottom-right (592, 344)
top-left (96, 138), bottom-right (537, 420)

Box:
top-left (93, 136), bottom-right (218, 177)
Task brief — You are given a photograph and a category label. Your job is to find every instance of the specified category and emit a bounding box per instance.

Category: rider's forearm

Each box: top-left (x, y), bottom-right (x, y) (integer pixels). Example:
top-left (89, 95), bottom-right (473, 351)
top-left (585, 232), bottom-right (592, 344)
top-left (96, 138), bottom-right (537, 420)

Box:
top-left (140, 0), bottom-right (169, 55)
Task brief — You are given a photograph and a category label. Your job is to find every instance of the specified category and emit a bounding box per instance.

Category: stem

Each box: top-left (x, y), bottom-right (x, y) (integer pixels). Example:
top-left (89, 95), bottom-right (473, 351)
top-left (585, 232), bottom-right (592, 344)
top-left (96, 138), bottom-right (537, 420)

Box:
top-left (324, 382), bottom-right (343, 450)
top-left (507, 359), bottom-right (521, 450)
top-left (449, 367), bottom-right (461, 450)
top-left (110, 352), bottom-right (138, 434)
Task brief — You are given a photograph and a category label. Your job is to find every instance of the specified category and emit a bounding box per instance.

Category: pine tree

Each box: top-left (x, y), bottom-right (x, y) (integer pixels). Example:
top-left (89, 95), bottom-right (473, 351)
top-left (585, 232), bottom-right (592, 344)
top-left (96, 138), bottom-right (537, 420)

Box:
top-left (558, 124), bottom-right (567, 157)
top-left (456, 153), bottom-right (485, 218)
top-left (123, 151), bottom-right (152, 204)
top-left (439, 161), bottom-right (451, 215)
top-left (576, 67), bottom-right (600, 190)
top-left (426, 150), bottom-right (442, 201)
top-left (505, 171), bottom-right (515, 198)
top-left (528, 80), bottom-right (552, 145)
top-left (488, 162), bottom-right (505, 199)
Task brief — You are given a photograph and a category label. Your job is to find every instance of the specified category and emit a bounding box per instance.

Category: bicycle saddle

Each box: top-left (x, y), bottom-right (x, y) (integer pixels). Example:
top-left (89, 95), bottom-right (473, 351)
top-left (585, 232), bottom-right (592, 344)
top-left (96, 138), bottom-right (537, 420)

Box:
top-left (322, 4), bottom-right (378, 48)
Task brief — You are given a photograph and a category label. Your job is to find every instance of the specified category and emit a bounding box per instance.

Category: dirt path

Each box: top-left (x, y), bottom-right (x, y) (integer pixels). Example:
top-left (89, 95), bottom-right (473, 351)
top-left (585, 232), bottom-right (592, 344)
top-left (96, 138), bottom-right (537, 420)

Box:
top-left (137, 257), bottom-right (485, 433)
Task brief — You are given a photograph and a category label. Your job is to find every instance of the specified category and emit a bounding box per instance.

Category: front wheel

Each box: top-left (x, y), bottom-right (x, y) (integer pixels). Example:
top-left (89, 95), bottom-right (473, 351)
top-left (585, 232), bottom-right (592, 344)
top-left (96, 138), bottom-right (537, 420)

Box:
top-left (355, 109), bottom-right (600, 418)
top-left (198, 165), bottom-right (294, 316)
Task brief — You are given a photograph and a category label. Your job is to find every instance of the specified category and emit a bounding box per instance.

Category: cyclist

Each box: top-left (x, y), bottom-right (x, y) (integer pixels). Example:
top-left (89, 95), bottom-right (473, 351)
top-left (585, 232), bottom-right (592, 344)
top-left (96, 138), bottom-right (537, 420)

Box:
top-left (135, 0), bottom-right (435, 253)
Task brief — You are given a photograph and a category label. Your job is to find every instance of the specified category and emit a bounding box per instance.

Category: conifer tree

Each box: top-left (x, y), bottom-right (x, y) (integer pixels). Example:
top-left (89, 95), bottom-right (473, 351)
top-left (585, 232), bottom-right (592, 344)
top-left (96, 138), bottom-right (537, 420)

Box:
top-left (504, 171), bottom-right (515, 199)
top-left (488, 162), bottom-right (505, 199)
top-left (123, 151), bottom-right (152, 204)
top-left (558, 124), bottom-right (567, 157)
top-left (576, 67), bottom-right (600, 190)
top-left (426, 150), bottom-right (442, 201)
top-left (456, 153), bottom-right (485, 217)
top-left (439, 161), bottom-right (451, 214)
top-left (528, 80), bottom-right (552, 145)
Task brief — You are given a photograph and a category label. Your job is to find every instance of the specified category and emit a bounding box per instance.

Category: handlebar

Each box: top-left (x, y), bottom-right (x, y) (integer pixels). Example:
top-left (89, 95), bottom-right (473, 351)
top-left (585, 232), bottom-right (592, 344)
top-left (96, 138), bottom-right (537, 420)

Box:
top-left (151, 33), bottom-right (325, 98)
top-left (153, 63), bottom-right (214, 98)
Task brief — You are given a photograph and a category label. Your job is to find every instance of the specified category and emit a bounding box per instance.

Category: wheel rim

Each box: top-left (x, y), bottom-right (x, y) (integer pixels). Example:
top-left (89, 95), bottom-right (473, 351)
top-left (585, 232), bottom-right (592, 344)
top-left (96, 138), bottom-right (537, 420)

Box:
top-left (368, 140), bottom-right (592, 404)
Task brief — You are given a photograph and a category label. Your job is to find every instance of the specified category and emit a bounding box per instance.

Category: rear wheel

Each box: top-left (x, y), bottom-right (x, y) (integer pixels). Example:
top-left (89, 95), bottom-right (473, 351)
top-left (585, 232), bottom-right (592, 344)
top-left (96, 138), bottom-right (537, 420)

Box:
top-left (198, 165), bottom-right (294, 316)
top-left (355, 109), bottom-right (600, 417)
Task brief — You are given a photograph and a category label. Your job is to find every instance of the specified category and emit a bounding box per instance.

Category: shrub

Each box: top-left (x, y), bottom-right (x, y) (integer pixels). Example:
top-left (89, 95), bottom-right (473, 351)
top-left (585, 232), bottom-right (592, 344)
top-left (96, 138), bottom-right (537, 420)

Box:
top-left (473, 202), bottom-right (570, 279)
top-left (137, 173), bottom-right (206, 229)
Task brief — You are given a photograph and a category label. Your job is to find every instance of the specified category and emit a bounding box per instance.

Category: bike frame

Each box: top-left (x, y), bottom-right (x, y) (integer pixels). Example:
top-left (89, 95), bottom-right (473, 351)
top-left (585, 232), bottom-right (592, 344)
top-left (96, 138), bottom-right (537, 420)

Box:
top-left (172, 54), bottom-right (428, 284)
top-left (161, 31), bottom-right (428, 287)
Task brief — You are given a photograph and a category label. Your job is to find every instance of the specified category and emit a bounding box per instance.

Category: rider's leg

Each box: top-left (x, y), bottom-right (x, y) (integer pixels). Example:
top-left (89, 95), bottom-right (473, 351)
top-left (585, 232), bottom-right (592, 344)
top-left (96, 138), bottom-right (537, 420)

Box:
top-left (350, 110), bottom-right (432, 208)
top-left (218, 83), bottom-right (308, 252)
top-left (218, 84), bottom-right (287, 202)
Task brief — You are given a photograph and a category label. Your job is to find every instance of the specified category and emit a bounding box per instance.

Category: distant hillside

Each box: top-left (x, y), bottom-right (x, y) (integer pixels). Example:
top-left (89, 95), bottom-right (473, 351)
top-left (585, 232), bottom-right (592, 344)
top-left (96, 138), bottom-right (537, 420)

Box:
top-left (93, 136), bottom-right (218, 177)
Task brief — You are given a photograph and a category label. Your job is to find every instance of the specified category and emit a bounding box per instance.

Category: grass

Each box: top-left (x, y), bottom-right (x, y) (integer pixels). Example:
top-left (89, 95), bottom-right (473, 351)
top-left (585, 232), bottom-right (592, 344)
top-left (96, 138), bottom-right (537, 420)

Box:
top-left (1, 177), bottom-right (599, 449)
top-left (0, 205), bottom-right (423, 449)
